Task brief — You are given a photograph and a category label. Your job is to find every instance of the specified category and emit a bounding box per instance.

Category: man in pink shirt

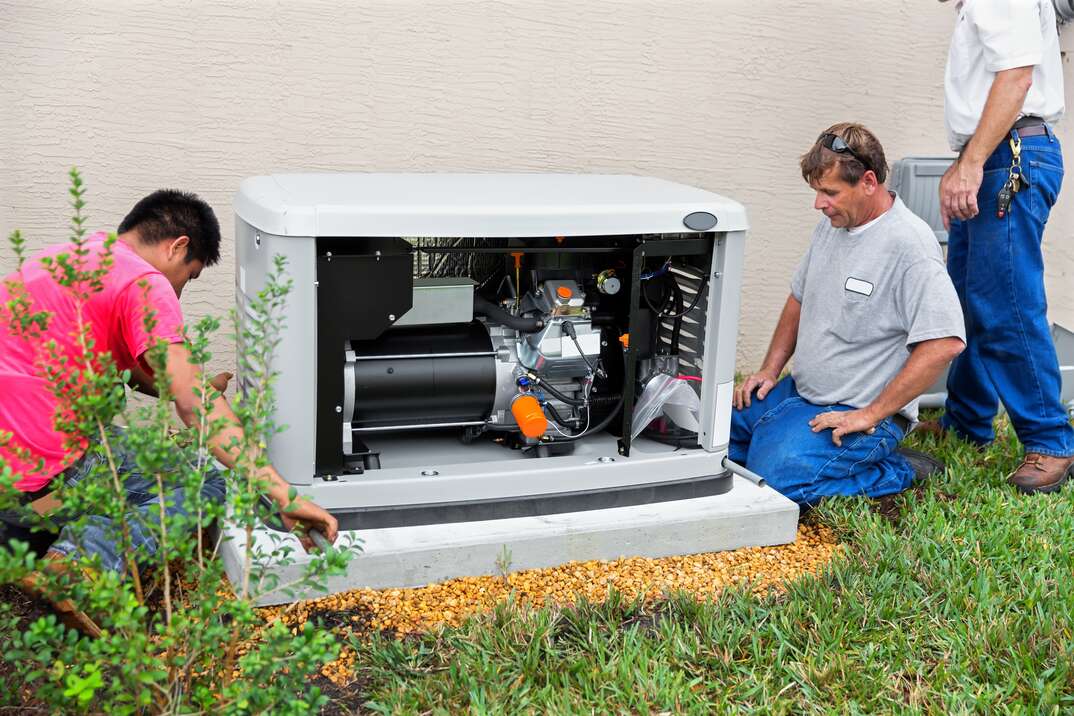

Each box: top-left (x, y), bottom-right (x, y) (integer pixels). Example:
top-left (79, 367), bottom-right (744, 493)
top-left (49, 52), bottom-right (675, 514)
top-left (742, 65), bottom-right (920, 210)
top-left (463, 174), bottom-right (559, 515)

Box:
top-left (0, 189), bottom-right (338, 577)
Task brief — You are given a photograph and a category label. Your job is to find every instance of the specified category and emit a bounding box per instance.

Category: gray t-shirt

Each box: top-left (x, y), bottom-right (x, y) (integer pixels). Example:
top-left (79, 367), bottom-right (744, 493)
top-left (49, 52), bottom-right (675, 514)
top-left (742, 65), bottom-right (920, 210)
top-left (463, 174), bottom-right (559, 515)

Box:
top-left (790, 196), bottom-right (965, 422)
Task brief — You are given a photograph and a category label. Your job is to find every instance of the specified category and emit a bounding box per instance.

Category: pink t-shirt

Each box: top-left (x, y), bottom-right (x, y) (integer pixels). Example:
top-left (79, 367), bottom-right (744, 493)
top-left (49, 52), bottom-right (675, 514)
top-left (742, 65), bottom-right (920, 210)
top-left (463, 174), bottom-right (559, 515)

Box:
top-left (0, 233), bottom-right (185, 491)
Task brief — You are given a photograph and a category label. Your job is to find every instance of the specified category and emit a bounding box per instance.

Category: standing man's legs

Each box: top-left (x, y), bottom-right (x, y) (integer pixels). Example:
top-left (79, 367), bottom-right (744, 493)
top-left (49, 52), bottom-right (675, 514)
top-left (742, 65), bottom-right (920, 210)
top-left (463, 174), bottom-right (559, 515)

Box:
top-left (944, 130), bottom-right (1074, 489)
top-left (943, 216), bottom-right (1001, 445)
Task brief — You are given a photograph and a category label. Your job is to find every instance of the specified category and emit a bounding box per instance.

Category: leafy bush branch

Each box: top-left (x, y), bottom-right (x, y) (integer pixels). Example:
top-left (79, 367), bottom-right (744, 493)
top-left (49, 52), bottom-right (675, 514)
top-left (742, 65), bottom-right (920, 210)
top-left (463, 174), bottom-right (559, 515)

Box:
top-left (0, 169), bottom-right (352, 714)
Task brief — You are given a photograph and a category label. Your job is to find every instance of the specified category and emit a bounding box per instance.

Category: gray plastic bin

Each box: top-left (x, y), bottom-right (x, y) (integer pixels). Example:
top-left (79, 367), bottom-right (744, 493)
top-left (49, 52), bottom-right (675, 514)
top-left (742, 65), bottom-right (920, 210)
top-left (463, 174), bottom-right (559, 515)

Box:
top-left (892, 156), bottom-right (956, 410)
top-left (1054, 323), bottom-right (1074, 415)
top-left (889, 156), bottom-right (955, 245)
top-left (918, 323), bottom-right (1074, 417)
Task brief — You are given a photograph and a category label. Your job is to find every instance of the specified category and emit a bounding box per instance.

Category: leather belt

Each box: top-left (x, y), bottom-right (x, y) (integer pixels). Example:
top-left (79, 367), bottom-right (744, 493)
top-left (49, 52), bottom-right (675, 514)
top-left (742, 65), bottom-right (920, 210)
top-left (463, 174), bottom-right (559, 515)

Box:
top-left (892, 414), bottom-right (910, 434)
top-left (1012, 115), bottom-right (1048, 138)
top-left (17, 482), bottom-right (53, 505)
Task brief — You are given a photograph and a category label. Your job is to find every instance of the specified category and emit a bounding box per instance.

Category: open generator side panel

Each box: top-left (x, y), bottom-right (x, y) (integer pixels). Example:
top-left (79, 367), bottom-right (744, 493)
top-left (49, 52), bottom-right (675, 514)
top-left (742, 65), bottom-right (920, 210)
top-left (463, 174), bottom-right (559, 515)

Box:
top-left (312, 233), bottom-right (718, 480)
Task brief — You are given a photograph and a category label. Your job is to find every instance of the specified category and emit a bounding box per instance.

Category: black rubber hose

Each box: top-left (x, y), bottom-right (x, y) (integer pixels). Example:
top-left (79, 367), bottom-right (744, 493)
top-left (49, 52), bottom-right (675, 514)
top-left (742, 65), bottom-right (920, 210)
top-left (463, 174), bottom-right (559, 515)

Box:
top-left (659, 273), bottom-right (710, 319)
top-left (543, 401), bottom-right (581, 429)
top-left (524, 372), bottom-right (588, 406)
top-left (538, 395), bottom-right (624, 444)
top-left (642, 275), bottom-right (674, 316)
top-left (473, 295), bottom-right (544, 333)
top-left (667, 274), bottom-right (684, 355)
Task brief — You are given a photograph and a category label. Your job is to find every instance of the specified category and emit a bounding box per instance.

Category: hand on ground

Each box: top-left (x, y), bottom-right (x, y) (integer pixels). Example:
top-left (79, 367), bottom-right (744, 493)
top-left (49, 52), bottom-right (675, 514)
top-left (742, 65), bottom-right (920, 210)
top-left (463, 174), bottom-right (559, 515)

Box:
top-left (809, 409), bottom-right (878, 447)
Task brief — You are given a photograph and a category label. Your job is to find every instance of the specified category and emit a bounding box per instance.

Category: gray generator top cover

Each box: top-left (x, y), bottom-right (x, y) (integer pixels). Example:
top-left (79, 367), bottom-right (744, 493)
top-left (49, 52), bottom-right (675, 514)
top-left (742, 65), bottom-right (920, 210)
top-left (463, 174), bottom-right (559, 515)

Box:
top-left (234, 173), bottom-right (749, 238)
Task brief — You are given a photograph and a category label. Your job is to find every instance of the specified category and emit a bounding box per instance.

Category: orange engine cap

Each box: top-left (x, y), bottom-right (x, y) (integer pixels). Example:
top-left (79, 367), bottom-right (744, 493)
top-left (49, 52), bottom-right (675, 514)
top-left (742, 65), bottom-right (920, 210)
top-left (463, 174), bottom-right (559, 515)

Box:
top-left (556, 285), bottom-right (573, 299)
top-left (511, 394), bottom-right (547, 438)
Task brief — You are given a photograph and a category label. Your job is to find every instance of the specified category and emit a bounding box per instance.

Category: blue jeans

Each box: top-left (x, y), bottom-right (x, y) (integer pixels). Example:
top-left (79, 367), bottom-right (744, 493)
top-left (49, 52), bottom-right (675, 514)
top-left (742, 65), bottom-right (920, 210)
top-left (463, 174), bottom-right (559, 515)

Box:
top-left (730, 376), bottom-right (915, 506)
top-left (0, 428), bottom-right (226, 573)
top-left (943, 127), bottom-right (1074, 457)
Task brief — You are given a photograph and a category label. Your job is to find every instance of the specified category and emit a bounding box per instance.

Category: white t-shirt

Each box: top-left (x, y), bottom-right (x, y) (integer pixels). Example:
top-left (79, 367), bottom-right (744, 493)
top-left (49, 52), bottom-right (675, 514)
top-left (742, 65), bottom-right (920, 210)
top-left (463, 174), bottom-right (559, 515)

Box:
top-left (944, 0), bottom-right (1064, 151)
top-left (846, 204), bottom-right (891, 236)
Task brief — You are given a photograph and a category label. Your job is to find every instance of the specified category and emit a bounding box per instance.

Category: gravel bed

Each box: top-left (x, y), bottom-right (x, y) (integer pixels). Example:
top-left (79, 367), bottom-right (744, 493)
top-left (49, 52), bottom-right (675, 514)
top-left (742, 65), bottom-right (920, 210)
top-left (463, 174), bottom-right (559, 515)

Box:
top-left (261, 522), bottom-right (843, 686)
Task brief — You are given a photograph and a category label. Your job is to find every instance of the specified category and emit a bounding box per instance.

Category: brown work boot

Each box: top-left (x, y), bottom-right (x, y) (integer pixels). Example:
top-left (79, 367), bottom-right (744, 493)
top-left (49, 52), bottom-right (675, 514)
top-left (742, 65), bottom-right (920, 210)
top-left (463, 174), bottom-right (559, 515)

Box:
top-left (912, 419), bottom-right (946, 440)
top-left (16, 551), bottom-right (102, 638)
top-left (1007, 453), bottom-right (1074, 495)
top-left (912, 419), bottom-right (988, 451)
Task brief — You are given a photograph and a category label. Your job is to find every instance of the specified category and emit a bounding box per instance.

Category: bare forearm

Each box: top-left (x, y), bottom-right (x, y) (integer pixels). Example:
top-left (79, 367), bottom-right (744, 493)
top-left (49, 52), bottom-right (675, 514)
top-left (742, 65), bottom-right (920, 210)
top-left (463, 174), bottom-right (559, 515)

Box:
top-left (175, 391), bottom-right (337, 544)
top-left (759, 295), bottom-right (801, 376)
top-left (861, 338), bottom-right (964, 422)
top-left (177, 394), bottom-right (291, 502)
top-left (961, 67), bottom-right (1033, 166)
top-left (162, 344), bottom-right (338, 543)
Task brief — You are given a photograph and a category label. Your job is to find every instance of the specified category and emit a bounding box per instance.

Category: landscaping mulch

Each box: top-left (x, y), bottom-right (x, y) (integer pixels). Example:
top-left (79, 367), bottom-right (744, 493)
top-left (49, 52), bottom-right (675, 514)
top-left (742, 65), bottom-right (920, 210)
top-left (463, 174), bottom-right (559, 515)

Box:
top-left (262, 522), bottom-right (843, 688)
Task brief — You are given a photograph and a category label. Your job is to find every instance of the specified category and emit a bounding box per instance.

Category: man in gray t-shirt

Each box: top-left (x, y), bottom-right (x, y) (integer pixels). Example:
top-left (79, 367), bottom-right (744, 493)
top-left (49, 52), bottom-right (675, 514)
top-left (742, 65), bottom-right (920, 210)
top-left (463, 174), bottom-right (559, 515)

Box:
top-left (730, 123), bottom-right (966, 507)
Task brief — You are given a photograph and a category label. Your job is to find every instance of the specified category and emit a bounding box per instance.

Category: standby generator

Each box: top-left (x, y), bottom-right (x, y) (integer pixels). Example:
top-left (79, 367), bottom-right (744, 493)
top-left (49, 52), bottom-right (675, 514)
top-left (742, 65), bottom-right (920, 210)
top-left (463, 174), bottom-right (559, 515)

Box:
top-left (225, 173), bottom-right (796, 602)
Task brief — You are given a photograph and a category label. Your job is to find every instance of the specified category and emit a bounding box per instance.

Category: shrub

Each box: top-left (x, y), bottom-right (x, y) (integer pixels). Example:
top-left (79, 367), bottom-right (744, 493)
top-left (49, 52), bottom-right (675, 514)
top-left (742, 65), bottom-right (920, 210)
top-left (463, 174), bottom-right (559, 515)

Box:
top-left (0, 169), bottom-right (352, 714)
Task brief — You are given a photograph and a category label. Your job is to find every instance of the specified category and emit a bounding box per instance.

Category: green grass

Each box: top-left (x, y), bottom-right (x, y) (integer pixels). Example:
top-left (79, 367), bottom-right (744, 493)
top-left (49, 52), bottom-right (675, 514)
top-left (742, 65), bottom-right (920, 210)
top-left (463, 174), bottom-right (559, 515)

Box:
top-left (328, 415), bottom-right (1074, 715)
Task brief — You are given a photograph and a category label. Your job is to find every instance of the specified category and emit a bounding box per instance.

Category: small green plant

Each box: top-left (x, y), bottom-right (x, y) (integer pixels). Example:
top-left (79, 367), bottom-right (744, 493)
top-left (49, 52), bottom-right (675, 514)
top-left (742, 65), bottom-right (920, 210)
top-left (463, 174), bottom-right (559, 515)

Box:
top-left (0, 169), bottom-right (354, 714)
top-left (494, 544), bottom-right (513, 585)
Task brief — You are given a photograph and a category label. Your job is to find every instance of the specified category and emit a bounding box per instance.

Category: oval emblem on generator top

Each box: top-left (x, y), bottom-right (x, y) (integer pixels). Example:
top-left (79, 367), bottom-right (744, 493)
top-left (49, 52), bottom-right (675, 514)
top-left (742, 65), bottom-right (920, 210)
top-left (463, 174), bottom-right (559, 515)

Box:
top-left (683, 211), bottom-right (717, 231)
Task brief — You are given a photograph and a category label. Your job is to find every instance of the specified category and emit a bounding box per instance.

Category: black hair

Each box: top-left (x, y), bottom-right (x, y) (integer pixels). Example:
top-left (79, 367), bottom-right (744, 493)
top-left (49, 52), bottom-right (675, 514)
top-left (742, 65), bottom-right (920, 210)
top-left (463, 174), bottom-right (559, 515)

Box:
top-left (117, 189), bottom-right (221, 266)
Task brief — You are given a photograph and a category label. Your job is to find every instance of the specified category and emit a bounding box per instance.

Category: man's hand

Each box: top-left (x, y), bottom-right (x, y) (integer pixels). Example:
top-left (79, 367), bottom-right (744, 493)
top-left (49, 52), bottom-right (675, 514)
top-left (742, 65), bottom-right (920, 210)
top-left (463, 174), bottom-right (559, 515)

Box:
top-left (275, 494), bottom-right (340, 552)
top-left (209, 371), bottom-right (233, 394)
top-left (809, 408), bottom-right (879, 447)
top-left (940, 158), bottom-right (984, 230)
top-left (734, 370), bottom-right (779, 410)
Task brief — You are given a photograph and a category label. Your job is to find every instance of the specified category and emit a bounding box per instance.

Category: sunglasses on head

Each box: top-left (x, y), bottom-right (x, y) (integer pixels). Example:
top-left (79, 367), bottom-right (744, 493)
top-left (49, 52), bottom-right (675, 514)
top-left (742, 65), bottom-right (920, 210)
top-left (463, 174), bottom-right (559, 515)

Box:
top-left (818, 133), bottom-right (874, 175)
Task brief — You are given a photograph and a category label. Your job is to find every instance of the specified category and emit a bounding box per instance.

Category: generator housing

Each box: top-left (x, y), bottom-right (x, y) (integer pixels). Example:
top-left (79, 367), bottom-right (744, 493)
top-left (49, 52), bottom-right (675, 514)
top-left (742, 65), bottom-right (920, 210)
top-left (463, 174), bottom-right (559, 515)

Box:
top-left (233, 173), bottom-right (748, 534)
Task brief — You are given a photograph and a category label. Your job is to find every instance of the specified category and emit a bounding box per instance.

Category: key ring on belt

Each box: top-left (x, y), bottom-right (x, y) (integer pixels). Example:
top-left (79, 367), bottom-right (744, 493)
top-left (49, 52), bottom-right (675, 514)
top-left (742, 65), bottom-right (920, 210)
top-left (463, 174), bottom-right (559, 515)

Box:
top-left (1008, 135), bottom-right (1023, 181)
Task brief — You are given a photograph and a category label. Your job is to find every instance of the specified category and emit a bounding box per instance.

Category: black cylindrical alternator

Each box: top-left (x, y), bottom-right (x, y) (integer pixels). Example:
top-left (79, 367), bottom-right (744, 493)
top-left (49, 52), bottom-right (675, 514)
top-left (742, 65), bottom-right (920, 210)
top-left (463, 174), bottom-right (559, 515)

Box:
top-left (345, 322), bottom-right (497, 431)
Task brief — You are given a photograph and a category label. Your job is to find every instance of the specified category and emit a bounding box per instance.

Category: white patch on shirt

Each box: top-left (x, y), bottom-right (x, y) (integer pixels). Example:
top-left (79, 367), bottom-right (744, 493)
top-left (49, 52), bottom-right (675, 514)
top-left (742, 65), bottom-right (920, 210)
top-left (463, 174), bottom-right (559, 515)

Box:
top-left (845, 277), bottom-right (874, 296)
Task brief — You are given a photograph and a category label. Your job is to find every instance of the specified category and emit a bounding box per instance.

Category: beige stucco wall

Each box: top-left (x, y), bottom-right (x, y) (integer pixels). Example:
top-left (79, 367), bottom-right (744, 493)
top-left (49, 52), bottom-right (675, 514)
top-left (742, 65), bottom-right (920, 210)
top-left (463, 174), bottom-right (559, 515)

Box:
top-left (2, 0), bottom-right (1073, 378)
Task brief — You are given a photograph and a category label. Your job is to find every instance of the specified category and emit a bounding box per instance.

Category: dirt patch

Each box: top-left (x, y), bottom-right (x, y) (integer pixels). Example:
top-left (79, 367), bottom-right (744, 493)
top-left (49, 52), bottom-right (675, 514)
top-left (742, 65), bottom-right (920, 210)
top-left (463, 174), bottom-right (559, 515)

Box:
top-left (0, 585), bottom-right (54, 712)
top-left (0, 583), bottom-right (50, 625)
top-left (871, 484), bottom-right (959, 525)
top-left (871, 492), bottom-right (909, 524)
top-left (313, 670), bottom-right (374, 716)
top-left (310, 604), bottom-right (377, 634)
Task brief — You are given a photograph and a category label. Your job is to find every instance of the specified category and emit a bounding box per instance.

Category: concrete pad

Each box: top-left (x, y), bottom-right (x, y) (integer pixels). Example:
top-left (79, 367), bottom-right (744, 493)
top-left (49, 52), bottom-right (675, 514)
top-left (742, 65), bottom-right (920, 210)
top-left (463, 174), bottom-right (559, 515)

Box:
top-left (219, 476), bottom-right (799, 606)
